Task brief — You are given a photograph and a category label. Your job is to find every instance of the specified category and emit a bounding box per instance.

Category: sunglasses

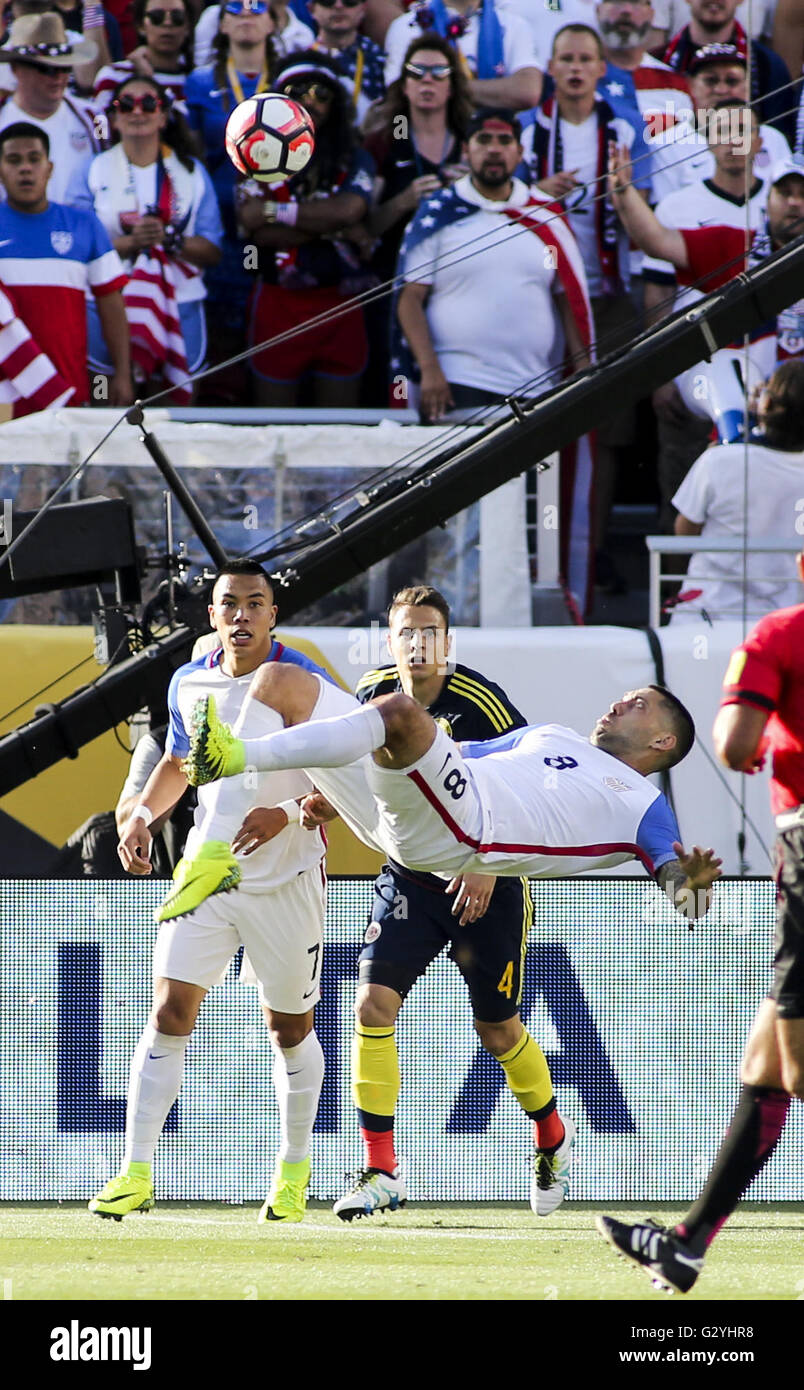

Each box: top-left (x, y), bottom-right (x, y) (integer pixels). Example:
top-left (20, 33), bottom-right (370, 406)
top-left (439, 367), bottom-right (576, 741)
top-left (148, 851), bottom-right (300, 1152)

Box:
top-left (281, 80), bottom-right (334, 101)
top-left (144, 8), bottom-right (188, 24)
top-left (224, 0), bottom-right (268, 13)
top-left (21, 60), bottom-right (69, 77)
top-left (112, 92), bottom-right (165, 112)
top-left (404, 61), bottom-right (451, 80)
top-left (314, 0), bottom-right (363, 8)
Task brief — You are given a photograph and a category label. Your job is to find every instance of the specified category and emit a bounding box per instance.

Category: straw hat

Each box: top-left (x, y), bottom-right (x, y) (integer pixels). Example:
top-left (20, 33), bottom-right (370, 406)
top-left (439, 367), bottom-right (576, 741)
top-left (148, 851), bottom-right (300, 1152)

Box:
top-left (0, 12), bottom-right (98, 67)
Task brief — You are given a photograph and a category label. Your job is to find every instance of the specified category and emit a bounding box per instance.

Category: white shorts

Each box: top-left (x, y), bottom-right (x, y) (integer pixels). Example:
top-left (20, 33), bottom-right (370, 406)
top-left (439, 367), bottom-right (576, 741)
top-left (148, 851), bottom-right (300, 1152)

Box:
top-left (367, 723), bottom-right (485, 876)
top-left (152, 863), bottom-right (326, 1013)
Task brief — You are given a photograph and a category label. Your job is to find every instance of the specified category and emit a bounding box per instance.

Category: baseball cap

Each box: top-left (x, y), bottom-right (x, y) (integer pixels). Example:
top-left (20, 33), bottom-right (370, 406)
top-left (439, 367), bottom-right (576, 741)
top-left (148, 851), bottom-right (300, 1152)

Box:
top-left (466, 107), bottom-right (522, 140)
top-left (688, 42), bottom-right (746, 74)
top-left (769, 158), bottom-right (804, 187)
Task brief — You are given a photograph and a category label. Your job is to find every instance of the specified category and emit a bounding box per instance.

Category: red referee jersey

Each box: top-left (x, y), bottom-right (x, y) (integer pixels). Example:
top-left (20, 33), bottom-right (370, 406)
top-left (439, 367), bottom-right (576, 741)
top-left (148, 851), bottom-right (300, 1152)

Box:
top-left (720, 603), bottom-right (804, 814)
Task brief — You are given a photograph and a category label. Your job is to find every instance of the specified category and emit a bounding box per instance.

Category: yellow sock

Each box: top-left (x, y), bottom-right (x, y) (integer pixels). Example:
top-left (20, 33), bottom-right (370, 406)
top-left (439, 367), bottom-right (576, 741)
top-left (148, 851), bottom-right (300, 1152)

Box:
top-left (498, 1029), bottom-right (554, 1115)
top-left (352, 1025), bottom-right (400, 1125)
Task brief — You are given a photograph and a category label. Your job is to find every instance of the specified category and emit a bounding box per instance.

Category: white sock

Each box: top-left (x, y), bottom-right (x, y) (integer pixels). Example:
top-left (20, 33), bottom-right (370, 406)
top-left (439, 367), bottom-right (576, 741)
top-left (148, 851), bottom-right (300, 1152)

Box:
top-left (197, 694), bottom-right (285, 842)
top-left (123, 1026), bottom-right (190, 1167)
top-left (241, 704), bottom-right (386, 773)
top-left (271, 1030), bottom-right (325, 1164)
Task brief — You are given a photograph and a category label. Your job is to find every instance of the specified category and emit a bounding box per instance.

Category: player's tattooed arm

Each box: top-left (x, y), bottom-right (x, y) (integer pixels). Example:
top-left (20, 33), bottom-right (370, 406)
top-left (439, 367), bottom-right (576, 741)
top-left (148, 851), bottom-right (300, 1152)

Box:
top-left (657, 841), bottom-right (723, 921)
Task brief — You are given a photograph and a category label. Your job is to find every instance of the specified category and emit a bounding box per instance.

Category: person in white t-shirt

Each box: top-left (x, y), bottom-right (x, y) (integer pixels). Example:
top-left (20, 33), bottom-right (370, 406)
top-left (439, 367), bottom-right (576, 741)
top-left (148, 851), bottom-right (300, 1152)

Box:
top-left (396, 107), bottom-right (592, 419)
top-left (0, 13), bottom-right (100, 204)
top-left (383, 0), bottom-right (542, 111)
top-left (499, 0), bottom-right (601, 68)
top-left (649, 42), bottom-right (790, 203)
top-left (641, 100), bottom-right (768, 525)
top-left (670, 361), bottom-right (804, 623)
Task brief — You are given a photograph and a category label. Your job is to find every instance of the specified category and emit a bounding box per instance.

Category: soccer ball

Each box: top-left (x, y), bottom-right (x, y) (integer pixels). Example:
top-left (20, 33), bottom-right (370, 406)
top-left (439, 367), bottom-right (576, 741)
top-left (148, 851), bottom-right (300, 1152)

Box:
top-left (225, 95), bottom-right (315, 183)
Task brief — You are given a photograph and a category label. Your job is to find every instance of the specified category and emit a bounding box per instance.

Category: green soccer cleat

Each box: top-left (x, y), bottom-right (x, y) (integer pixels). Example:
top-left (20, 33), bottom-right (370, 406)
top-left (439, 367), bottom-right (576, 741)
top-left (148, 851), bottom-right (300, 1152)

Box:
top-left (88, 1172), bottom-right (154, 1221)
top-left (258, 1156), bottom-right (310, 1224)
top-left (183, 695), bottom-right (246, 787)
top-left (155, 840), bottom-right (241, 923)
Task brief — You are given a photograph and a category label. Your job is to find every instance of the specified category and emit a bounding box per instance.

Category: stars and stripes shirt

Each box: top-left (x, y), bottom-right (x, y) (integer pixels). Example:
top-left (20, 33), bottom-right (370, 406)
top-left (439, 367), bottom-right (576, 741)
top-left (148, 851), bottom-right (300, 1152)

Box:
top-left (92, 60), bottom-right (190, 114)
top-left (598, 55), bottom-right (693, 142)
top-left (0, 201), bottom-right (126, 405)
top-left (356, 661), bottom-right (527, 743)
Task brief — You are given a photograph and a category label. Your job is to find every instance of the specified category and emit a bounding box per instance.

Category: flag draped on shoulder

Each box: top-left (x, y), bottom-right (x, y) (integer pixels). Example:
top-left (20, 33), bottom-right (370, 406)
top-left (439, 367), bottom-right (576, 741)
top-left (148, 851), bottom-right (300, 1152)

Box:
top-left (391, 181), bottom-right (596, 616)
top-left (0, 280), bottom-right (75, 417)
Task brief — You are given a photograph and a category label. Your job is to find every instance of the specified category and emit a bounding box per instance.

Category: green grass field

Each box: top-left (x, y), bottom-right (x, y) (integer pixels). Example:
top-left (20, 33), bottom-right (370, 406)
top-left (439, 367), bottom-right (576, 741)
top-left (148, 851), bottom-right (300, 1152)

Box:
top-left (2, 1202), bottom-right (803, 1301)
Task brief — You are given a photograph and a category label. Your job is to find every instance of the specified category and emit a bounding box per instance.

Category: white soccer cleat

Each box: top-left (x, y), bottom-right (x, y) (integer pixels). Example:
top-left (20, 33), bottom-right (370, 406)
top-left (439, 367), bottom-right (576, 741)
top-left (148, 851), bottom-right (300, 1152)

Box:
top-left (530, 1114), bottom-right (576, 1216)
top-left (333, 1167), bottom-right (407, 1222)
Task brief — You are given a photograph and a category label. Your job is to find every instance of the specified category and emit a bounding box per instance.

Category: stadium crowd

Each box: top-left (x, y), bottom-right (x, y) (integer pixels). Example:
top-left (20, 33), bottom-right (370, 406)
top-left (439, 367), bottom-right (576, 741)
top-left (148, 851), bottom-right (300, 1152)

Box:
top-left (0, 0), bottom-right (802, 603)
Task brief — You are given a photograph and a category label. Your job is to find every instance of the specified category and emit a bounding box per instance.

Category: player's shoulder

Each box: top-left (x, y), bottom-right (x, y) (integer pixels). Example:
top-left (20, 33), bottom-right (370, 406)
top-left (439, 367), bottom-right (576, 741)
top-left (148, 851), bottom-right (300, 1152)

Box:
top-left (355, 664), bottom-right (399, 701)
top-left (169, 650), bottom-right (217, 687)
top-left (748, 602), bottom-right (804, 648)
top-left (446, 664), bottom-right (525, 729)
top-left (271, 640), bottom-right (332, 682)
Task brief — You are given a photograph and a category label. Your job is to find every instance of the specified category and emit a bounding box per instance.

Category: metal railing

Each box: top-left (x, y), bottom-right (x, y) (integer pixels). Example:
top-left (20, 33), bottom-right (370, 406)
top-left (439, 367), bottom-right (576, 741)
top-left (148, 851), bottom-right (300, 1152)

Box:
top-left (645, 535), bottom-right (801, 628)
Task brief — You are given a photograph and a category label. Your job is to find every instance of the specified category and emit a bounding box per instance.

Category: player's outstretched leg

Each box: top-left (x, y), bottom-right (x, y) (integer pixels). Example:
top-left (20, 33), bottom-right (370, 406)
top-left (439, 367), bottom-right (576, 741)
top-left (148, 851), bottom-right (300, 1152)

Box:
top-left (594, 1215), bottom-right (703, 1294)
top-left (183, 692), bottom-right (389, 786)
top-left (155, 841), bottom-right (241, 923)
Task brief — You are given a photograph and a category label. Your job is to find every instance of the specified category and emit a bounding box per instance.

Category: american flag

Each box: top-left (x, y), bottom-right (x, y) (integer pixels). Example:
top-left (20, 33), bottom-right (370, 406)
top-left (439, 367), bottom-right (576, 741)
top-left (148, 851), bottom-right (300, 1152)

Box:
top-left (0, 281), bottom-right (75, 417)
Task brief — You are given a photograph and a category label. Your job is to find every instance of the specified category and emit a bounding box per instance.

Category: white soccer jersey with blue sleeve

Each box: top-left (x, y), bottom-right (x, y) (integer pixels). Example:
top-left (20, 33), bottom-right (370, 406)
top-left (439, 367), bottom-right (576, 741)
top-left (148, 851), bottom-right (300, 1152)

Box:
top-left (460, 724), bottom-right (680, 877)
top-left (166, 647), bottom-right (324, 891)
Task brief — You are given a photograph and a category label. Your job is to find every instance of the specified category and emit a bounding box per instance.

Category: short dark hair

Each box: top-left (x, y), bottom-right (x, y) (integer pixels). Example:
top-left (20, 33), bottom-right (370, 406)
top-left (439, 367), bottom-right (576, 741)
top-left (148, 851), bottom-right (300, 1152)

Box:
top-left (552, 23), bottom-right (604, 58)
top-left (0, 122), bottom-right (49, 157)
top-left (759, 360), bottom-right (804, 451)
top-left (388, 584), bottom-right (450, 629)
top-left (649, 685), bottom-right (696, 768)
top-left (211, 559), bottom-right (274, 593)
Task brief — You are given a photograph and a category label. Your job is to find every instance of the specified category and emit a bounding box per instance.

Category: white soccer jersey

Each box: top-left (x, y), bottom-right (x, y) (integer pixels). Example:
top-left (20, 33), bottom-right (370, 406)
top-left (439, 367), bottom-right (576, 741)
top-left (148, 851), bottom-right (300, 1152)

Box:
top-left (454, 723), bottom-right (680, 877)
top-left (650, 120), bottom-right (791, 204)
top-left (167, 651), bottom-right (324, 892)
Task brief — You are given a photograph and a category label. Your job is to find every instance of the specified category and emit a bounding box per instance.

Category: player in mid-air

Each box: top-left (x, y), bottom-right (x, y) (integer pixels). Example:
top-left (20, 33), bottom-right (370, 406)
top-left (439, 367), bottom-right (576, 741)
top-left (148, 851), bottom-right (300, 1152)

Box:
top-left (597, 558), bottom-right (804, 1294)
top-left (88, 559), bottom-right (375, 1225)
top-left (301, 585), bottom-right (574, 1221)
top-left (182, 667), bottom-right (722, 921)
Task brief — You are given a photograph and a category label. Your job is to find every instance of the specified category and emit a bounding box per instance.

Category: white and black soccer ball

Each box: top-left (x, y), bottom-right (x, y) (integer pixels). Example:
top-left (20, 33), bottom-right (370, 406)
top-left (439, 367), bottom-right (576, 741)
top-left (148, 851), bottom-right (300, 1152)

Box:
top-left (224, 95), bottom-right (315, 183)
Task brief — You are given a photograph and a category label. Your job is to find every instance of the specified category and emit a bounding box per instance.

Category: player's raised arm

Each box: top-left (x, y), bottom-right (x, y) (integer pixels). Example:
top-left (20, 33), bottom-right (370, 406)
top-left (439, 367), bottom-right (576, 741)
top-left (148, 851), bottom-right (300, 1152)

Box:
top-left (608, 144), bottom-right (689, 269)
top-left (656, 841), bottom-right (723, 921)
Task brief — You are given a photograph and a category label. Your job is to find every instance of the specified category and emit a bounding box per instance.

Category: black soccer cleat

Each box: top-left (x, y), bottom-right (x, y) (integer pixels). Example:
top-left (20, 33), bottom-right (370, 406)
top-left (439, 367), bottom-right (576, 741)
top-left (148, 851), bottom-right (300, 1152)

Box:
top-left (595, 1214), bottom-right (704, 1294)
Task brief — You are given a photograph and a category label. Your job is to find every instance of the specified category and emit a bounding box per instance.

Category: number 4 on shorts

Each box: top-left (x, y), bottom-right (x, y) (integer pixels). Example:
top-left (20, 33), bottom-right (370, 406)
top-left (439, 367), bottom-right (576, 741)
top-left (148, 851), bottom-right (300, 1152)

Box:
top-left (497, 960), bottom-right (514, 998)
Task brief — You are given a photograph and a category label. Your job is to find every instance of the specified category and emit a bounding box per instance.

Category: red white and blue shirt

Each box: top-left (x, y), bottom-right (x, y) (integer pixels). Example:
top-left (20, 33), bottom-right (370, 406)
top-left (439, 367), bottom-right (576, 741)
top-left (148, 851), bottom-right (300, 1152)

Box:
top-left (0, 201), bottom-right (126, 404)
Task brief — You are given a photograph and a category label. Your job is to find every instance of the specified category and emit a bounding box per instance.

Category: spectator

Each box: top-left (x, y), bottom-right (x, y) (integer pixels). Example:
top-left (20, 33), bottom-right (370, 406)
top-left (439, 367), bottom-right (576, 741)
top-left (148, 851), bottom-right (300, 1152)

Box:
top-left (0, 12), bottom-right (102, 202)
top-left (308, 0), bottom-right (385, 124)
top-left (670, 361), bottom-right (804, 623)
top-left (650, 43), bottom-right (791, 203)
top-left (0, 122), bottom-right (132, 407)
top-left (771, 0), bottom-right (804, 158)
top-left (660, 0), bottom-right (793, 143)
top-left (238, 52), bottom-right (374, 406)
top-left (648, 0), bottom-right (776, 48)
top-left (362, 32), bottom-right (470, 398)
top-left (93, 0), bottom-right (194, 113)
top-left (184, 0), bottom-right (279, 400)
top-left (596, 0), bottom-right (693, 138)
top-left (501, 0), bottom-right (601, 71)
top-left (609, 149), bottom-right (804, 524)
top-left (383, 0), bottom-right (542, 112)
top-left (523, 23), bottom-right (651, 587)
top-left (642, 101), bottom-right (767, 526)
top-left (394, 107), bottom-right (594, 606)
top-left (0, 0), bottom-right (114, 95)
top-left (66, 75), bottom-right (222, 395)
top-left (194, 0), bottom-right (314, 67)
